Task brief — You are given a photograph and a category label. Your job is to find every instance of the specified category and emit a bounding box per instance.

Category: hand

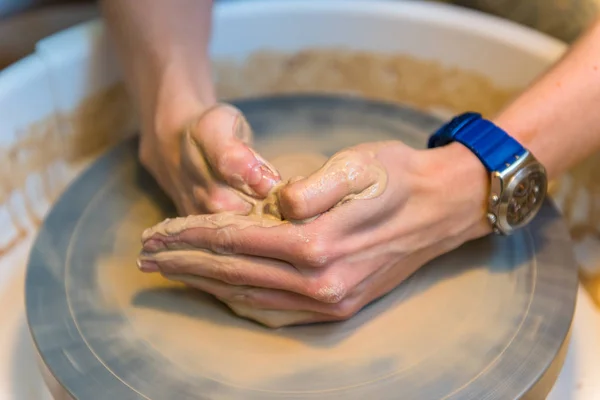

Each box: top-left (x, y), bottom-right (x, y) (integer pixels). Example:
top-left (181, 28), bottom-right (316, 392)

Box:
top-left (139, 102), bottom-right (281, 216)
top-left (138, 140), bottom-right (491, 328)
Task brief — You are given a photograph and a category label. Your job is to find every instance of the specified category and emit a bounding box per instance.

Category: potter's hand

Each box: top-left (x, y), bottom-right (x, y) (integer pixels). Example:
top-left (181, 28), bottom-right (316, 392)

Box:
top-left (140, 103), bottom-right (280, 216)
top-left (102, 0), bottom-right (280, 215)
top-left (138, 141), bottom-right (490, 327)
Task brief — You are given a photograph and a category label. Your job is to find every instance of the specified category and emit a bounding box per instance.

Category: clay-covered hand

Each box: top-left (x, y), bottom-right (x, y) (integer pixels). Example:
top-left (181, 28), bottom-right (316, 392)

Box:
top-left (140, 103), bottom-right (280, 216)
top-left (138, 140), bottom-right (490, 328)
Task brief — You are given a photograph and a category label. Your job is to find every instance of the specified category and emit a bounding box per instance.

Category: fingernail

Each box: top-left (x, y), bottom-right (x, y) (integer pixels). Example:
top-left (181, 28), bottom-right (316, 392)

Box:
top-left (137, 259), bottom-right (159, 272)
top-left (260, 164), bottom-right (280, 185)
top-left (245, 149), bottom-right (281, 189)
top-left (248, 148), bottom-right (279, 176)
top-left (246, 163), bottom-right (280, 189)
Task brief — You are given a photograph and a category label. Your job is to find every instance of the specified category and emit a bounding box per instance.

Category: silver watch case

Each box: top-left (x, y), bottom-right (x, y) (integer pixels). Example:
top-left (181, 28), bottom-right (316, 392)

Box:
top-left (487, 151), bottom-right (548, 235)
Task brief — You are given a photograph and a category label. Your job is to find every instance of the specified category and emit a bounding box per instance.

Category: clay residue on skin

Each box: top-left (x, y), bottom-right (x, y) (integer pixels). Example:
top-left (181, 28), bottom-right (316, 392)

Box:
top-left (141, 212), bottom-right (284, 241)
top-left (140, 147), bottom-right (391, 327)
top-left (318, 147), bottom-right (388, 205)
top-left (142, 152), bottom-right (328, 240)
top-left (143, 147), bottom-right (389, 243)
top-left (141, 152), bottom-right (322, 242)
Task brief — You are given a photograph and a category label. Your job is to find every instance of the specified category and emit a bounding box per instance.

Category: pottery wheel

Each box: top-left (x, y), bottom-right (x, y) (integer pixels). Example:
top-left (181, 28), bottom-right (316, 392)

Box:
top-left (25, 95), bottom-right (579, 399)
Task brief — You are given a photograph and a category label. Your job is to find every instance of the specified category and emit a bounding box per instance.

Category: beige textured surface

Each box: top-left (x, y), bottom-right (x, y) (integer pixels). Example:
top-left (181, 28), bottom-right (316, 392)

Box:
top-left (213, 49), bottom-right (519, 119)
top-left (0, 83), bottom-right (136, 254)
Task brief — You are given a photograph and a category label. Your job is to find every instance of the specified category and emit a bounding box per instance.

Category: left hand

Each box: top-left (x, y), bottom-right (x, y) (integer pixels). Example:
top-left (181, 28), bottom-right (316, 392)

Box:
top-left (138, 140), bottom-right (491, 328)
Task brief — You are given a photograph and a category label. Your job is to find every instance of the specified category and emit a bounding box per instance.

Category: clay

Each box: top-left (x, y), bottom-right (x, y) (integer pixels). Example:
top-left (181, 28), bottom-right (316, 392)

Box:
top-left (142, 151), bottom-right (327, 239)
top-left (240, 151), bottom-right (329, 221)
top-left (213, 49), bottom-right (519, 119)
top-left (144, 144), bottom-right (389, 235)
top-left (0, 83), bottom-right (135, 255)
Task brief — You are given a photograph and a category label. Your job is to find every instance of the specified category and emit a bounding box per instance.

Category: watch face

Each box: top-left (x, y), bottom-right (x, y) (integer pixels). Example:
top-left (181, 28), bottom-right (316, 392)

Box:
top-left (506, 169), bottom-right (547, 228)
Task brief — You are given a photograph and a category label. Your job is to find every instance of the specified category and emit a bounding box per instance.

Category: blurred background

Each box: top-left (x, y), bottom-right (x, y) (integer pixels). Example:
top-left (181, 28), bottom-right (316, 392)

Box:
top-left (1, 0), bottom-right (599, 70)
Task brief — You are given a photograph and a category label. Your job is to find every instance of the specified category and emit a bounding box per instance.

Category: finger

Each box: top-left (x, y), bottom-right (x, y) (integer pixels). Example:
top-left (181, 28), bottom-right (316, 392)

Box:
top-left (165, 274), bottom-right (327, 328)
top-left (217, 261), bottom-right (401, 327)
top-left (138, 242), bottom-right (355, 303)
top-left (190, 184), bottom-right (252, 215)
top-left (137, 248), bottom-right (330, 300)
top-left (187, 104), bottom-right (280, 197)
top-left (225, 303), bottom-right (333, 328)
top-left (278, 147), bottom-right (388, 220)
top-left (227, 261), bottom-right (413, 328)
top-left (140, 215), bottom-right (341, 269)
top-left (164, 274), bottom-right (339, 313)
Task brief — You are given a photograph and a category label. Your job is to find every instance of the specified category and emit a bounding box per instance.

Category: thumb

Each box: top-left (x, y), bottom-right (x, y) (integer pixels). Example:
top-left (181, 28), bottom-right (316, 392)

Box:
top-left (278, 147), bottom-right (388, 220)
top-left (190, 103), bottom-right (280, 197)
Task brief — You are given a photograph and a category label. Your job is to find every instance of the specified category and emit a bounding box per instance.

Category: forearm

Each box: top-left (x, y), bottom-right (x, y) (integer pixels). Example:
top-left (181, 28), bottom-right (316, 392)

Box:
top-left (100, 0), bottom-right (216, 136)
top-left (494, 19), bottom-right (600, 180)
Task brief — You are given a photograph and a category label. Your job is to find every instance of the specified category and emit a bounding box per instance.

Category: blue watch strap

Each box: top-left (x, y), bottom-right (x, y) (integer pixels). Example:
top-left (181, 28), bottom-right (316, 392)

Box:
top-left (427, 112), bottom-right (527, 172)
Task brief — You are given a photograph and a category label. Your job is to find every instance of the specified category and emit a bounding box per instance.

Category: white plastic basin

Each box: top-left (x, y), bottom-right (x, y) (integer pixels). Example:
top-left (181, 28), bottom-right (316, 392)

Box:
top-left (2, 1), bottom-right (599, 399)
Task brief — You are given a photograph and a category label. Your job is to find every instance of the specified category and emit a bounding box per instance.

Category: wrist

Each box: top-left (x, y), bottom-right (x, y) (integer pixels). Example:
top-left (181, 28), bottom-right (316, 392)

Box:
top-left (141, 55), bottom-right (217, 142)
top-left (491, 98), bottom-right (560, 182)
top-left (425, 142), bottom-right (492, 240)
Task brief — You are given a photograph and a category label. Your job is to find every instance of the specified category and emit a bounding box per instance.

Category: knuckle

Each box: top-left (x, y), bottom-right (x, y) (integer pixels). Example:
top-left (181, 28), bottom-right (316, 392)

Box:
top-left (311, 274), bottom-right (347, 303)
top-left (204, 197), bottom-right (227, 214)
top-left (299, 238), bottom-right (331, 268)
top-left (330, 148), bottom-right (369, 187)
top-left (329, 298), bottom-right (360, 319)
top-left (344, 162), bottom-right (365, 188)
top-left (211, 226), bottom-right (237, 255)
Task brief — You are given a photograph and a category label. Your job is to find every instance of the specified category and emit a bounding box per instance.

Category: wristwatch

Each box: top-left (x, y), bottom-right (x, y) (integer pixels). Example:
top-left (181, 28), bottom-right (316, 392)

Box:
top-left (427, 112), bottom-right (547, 235)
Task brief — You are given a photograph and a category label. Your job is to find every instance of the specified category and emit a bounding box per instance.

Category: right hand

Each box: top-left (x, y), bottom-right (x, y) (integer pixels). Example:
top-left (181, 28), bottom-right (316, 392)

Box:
top-left (139, 103), bottom-right (281, 216)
